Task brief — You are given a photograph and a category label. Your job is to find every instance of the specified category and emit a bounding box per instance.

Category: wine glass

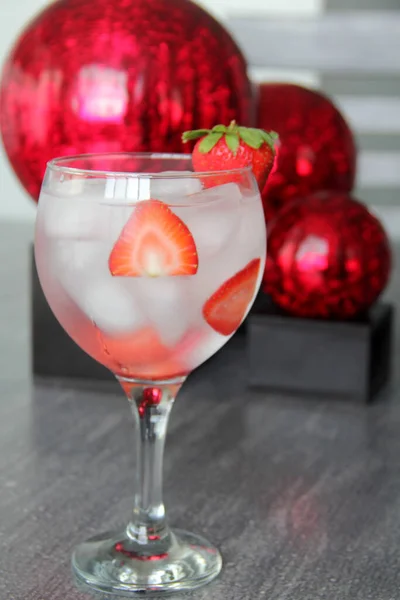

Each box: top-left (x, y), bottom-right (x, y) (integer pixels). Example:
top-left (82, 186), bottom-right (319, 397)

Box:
top-left (34, 152), bottom-right (266, 596)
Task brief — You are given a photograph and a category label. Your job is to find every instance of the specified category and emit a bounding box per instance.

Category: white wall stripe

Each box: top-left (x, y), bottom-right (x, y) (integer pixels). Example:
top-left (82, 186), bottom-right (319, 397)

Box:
top-left (369, 206), bottom-right (400, 241)
top-left (249, 67), bottom-right (320, 88)
top-left (227, 12), bottom-right (400, 73)
top-left (358, 152), bottom-right (400, 187)
top-left (334, 96), bottom-right (400, 134)
top-left (197, 0), bottom-right (323, 19)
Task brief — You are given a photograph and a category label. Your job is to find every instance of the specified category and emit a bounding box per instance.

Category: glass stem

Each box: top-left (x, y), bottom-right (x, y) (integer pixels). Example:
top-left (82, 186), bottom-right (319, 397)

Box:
top-left (117, 377), bottom-right (184, 555)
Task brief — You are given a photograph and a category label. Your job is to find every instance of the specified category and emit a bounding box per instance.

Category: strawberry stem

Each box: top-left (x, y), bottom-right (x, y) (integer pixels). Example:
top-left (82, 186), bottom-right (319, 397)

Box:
top-left (182, 123), bottom-right (279, 154)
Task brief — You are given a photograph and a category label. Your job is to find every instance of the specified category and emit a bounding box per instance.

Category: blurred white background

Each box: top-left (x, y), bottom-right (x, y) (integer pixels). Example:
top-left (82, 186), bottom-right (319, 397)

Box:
top-left (0, 0), bottom-right (322, 222)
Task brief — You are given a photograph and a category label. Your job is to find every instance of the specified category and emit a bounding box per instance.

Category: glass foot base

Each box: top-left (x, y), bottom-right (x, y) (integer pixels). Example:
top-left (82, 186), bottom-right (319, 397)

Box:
top-left (72, 529), bottom-right (222, 597)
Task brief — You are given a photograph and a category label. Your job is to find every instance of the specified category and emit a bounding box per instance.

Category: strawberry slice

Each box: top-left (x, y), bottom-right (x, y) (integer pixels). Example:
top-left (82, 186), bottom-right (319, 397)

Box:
top-left (203, 258), bottom-right (261, 336)
top-left (100, 326), bottom-right (192, 381)
top-left (100, 327), bottom-right (170, 370)
top-left (109, 199), bottom-right (198, 277)
top-left (120, 356), bottom-right (188, 382)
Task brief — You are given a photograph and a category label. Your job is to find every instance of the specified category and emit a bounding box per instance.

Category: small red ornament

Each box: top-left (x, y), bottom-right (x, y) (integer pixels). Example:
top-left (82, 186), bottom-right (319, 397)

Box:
top-left (139, 387), bottom-right (163, 418)
top-left (256, 83), bottom-right (357, 222)
top-left (264, 192), bottom-right (391, 319)
top-left (0, 0), bottom-right (253, 202)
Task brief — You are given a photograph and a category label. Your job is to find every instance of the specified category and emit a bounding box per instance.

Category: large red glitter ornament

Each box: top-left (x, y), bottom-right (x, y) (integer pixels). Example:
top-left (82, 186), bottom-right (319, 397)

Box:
top-left (264, 192), bottom-right (391, 319)
top-left (0, 0), bottom-right (253, 202)
top-left (257, 83), bottom-right (357, 222)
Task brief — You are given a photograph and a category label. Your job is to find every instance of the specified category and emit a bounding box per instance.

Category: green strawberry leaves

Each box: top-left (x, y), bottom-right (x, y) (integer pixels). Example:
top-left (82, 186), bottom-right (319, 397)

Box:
top-left (211, 125), bottom-right (228, 133)
top-left (225, 133), bottom-right (240, 154)
top-left (260, 130), bottom-right (279, 150)
top-left (182, 121), bottom-right (279, 155)
top-left (238, 127), bottom-right (278, 151)
top-left (237, 127), bottom-right (262, 149)
top-left (181, 129), bottom-right (210, 142)
top-left (198, 132), bottom-right (223, 152)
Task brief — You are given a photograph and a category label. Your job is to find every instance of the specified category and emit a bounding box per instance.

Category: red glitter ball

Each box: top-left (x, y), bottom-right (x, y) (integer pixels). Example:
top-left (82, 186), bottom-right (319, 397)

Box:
top-left (256, 83), bottom-right (357, 222)
top-left (263, 192), bottom-right (391, 319)
top-left (0, 0), bottom-right (253, 202)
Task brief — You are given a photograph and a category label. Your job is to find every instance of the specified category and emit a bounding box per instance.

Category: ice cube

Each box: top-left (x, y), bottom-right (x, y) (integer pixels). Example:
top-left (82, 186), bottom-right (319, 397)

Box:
top-left (181, 328), bottom-right (228, 372)
top-left (53, 240), bottom-right (144, 333)
top-left (175, 183), bottom-right (242, 257)
top-left (53, 240), bottom-right (99, 301)
top-left (53, 239), bottom-right (101, 294)
top-left (236, 193), bottom-right (267, 265)
top-left (136, 277), bottom-right (193, 346)
top-left (78, 278), bottom-right (144, 333)
top-left (186, 192), bottom-right (265, 314)
top-left (190, 182), bottom-right (242, 206)
top-left (198, 194), bottom-right (265, 309)
top-left (150, 171), bottom-right (203, 201)
top-left (42, 191), bottom-right (134, 244)
top-left (98, 203), bottom-right (135, 250)
top-left (43, 194), bottom-right (105, 239)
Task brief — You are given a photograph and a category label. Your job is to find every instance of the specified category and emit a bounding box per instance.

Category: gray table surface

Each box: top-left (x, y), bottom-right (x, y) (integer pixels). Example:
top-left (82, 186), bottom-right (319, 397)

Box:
top-left (1, 222), bottom-right (400, 600)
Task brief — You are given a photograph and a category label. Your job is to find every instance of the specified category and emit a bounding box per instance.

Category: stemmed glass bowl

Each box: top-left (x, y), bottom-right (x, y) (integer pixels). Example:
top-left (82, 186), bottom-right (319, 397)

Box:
top-left (34, 152), bottom-right (266, 596)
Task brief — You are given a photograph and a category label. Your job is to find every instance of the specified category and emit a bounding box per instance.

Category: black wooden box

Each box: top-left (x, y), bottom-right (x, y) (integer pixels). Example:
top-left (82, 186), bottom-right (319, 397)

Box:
top-left (247, 295), bottom-right (394, 402)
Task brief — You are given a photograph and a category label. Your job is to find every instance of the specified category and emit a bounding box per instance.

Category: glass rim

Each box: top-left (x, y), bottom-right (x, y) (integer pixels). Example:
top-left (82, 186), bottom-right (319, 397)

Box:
top-left (46, 152), bottom-right (253, 179)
